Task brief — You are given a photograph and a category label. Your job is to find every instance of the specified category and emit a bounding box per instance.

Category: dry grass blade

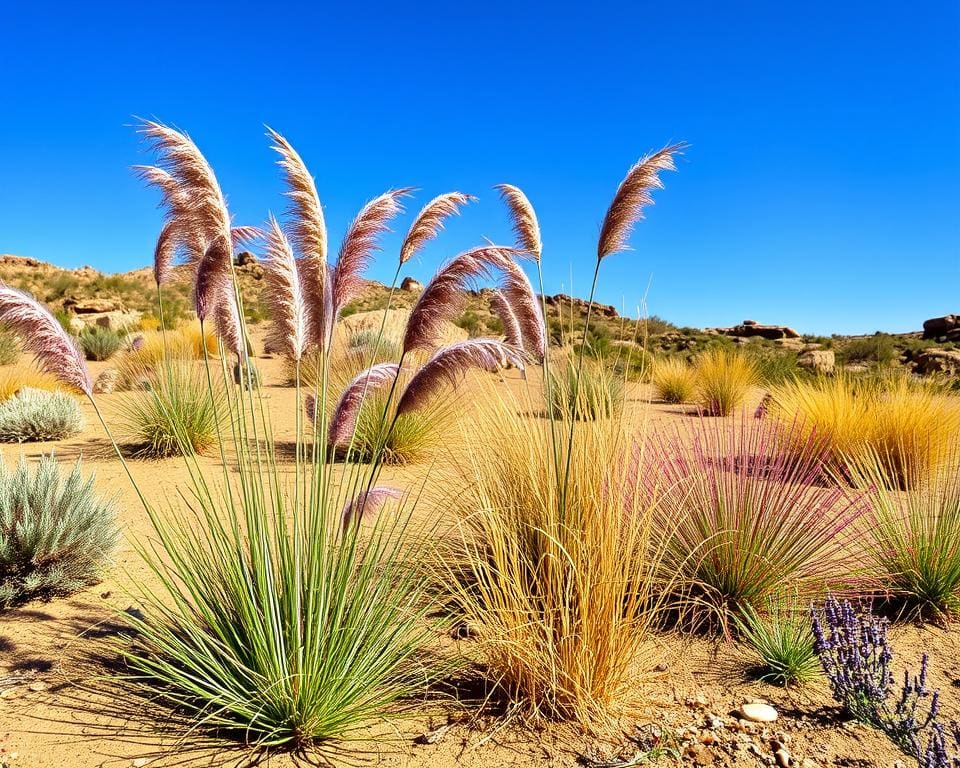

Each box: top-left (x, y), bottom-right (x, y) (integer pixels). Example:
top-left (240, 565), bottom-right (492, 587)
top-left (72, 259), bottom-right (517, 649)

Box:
top-left (400, 192), bottom-right (475, 264)
top-left (597, 143), bottom-right (686, 260)
top-left (396, 339), bottom-right (523, 415)
top-left (262, 216), bottom-right (309, 361)
top-left (494, 184), bottom-right (541, 260)
top-left (267, 128), bottom-right (328, 263)
top-left (0, 283), bottom-right (91, 395)
top-left (402, 246), bottom-right (511, 354)
top-left (332, 189), bottom-right (413, 315)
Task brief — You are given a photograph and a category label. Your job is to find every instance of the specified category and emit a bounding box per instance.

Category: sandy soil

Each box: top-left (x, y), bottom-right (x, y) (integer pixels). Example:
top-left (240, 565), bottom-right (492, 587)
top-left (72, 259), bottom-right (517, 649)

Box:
top-left (0, 340), bottom-right (954, 768)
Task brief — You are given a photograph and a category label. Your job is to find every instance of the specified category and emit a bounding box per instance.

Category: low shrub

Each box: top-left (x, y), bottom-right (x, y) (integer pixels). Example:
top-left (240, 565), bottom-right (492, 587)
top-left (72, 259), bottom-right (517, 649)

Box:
top-left (651, 356), bottom-right (696, 403)
top-left (547, 359), bottom-right (624, 420)
top-left (80, 326), bottom-right (123, 361)
top-left (693, 348), bottom-right (758, 416)
top-left (0, 455), bottom-right (118, 608)
top-left (0, 389), bottom-right (83, 442)
top-left (640, 417), bottom-right (866, 625)
top-left (118, 362), bottom-right (225, 458)
top-left (812, 596), bottom-right (940, 759)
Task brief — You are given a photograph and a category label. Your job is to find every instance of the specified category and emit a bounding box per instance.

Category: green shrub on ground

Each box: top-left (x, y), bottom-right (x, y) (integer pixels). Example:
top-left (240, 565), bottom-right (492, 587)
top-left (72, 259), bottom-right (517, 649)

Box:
top-left (734, 599), bottom-right (819, 686)
top-left (0, 455), bottom-right (118, 608)
top-left (80, 326), bottom-right (124, 361)
top-left (548, 359), bottom-right (624, 420)
top-left (0, 389), bottom-right (83, 442)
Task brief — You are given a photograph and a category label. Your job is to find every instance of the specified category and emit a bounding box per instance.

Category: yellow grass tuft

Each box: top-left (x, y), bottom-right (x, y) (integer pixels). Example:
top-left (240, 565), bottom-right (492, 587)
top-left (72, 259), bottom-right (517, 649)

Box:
top-left (0, 364), bottom-right (67, 402)
top-left (769, 375), bottom-right (960, 488)
top-left (117, 322), bottom-right (220, 388)
top-left (651, 356), bottom-right (696, 403)
top-left (693, 348), bottom-right (758, 416)
top-left (432, 384), bottom-right (666, 727)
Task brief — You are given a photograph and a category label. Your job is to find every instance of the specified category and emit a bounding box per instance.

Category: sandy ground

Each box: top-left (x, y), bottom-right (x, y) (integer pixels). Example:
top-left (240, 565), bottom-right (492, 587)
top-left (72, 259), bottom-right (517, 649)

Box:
top-left (0, 340), bottom-right (956, 768)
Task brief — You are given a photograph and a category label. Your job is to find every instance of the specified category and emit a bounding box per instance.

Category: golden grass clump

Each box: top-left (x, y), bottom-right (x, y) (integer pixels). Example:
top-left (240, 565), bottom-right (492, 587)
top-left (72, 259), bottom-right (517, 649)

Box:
top-left (693, 347), bottom-right (759, 416)
top-left (0, 364), bottom-right (66, 402)
top-left (769, 375), bottom-right (960, 488)
top-left (117, 322), bottom-right (220, 388)
top-left (651, 356), bottom-right (696, 403)
top-left (433, 385), bottom-right (666, 726)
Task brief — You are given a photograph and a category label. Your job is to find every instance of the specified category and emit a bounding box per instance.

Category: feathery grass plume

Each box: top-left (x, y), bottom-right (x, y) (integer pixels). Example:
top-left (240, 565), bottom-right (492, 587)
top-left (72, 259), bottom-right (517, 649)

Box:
top-left (848, 448), bottom-right (960, 620)
top-left (230, 225), bottom-right (263, 248)
top-left (402, 246), bottom-right (510, 354)
top-left (331, 189), bottom-right (412, 316)
top-left (134, 167), bottom-right (203, 285)
top-left (328, 362), bottom-right (401, 447)
top-left (341, 487), bottom-right (404, 528)
top-left (396, 339), bottom-right (523, 415)
top-left (490, 290), bottom-right (523, 349)
top-left (494, 184), bottom-right (542, 260)
top-left (639, 416), bottom-right (867, 627)
top-left (597, 143), bottom-right (685, 260)
top-left (400, 192), bottom-right (475, 264)
top-left (491, 250), bottom-right (546, 362)
top-left (0, 455), bottom-right (118, 608)
top-left (267, 127), bottom-right (327, 263)
top-left (0, 284), bottom-right (91, 395)
top-left (651, 356), bottom-right (697, 404)
top-left (262, 216), bottom-right (309, 361)
top-left (693, 347), bottom-right (759, 416)
top-left (432, 382), bottom-right (669, 725)
top-left (194, 235), bottom-right (232, 322)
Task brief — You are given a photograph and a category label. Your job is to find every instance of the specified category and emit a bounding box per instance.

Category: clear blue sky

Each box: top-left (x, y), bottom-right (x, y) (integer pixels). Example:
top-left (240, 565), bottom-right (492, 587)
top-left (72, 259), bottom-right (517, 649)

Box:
top-left (1, 1), bottom-right (957, 335)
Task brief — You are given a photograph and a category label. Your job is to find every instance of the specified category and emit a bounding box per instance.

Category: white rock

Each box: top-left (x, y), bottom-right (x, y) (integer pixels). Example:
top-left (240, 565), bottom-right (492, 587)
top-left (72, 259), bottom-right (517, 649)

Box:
top-left (738, 702), bottom-right (778, 723)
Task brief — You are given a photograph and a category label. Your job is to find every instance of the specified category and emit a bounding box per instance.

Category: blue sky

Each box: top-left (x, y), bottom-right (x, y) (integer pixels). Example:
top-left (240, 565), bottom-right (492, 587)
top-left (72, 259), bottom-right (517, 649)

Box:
top-left (1, 1), bottom-right (957, 335)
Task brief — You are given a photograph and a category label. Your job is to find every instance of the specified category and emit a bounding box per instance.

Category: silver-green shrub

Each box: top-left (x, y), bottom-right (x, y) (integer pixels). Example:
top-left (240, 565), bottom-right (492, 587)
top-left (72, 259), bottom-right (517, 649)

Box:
top-left (0, 388), bottom-right (83, 442)
top-left (0, 455), bottom-right (118, 607)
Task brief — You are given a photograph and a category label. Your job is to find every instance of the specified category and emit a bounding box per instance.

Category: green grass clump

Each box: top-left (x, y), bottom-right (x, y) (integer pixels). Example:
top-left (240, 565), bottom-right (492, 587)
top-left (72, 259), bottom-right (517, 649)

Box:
top-left (118, 363), bottom-right (225, 458)
top-left (0, 455), bottom-right (118, 608)
top-left (734, 600), bottom-right (819, 686)
top-left (548, 359), bottom-right (624, 420)
top-left (0, 389), bottom-right (83, 442)
top-left (80, 326), bottom-right (124, 361)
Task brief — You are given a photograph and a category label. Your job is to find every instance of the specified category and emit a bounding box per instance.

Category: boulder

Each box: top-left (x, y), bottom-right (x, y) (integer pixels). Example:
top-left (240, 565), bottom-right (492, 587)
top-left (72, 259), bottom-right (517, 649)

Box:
top-left (922, 315), bottom-right (959, 340)
top-left (235, 251), bottom-right (257, 266)
top-left (93, 368), bottom-right (121, 394)
top-left (67, 298), bottom-right (120, 314)
top-left (798, 349), bottom-right (835, 375)
top-left (400, 276), bottom-right (423, 292)
top-left (914, 349), bottom-right (960, 376)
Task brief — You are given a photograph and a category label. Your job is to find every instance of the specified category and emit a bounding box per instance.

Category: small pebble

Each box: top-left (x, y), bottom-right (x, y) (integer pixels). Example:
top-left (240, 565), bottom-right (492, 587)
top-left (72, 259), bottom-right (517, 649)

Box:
top-left (775, 748), bottom-right (791, 767)
top-left (132, 760), bottom-right (151, 768)
top-left (739, 702), bottom-right (779, 723)
top-left (0, 689), bottom-right (18, 700)
top-left (28, 682), bottom-right (49, 692)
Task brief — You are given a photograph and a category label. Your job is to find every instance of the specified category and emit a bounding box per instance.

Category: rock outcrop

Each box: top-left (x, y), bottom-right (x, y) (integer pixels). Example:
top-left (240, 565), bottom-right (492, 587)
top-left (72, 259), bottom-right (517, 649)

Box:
top-left (797, 349), bottom-right (835, 375)
top-left (914, 349), bottom-right (960, 376)
top-left (400, 276), bottom-right (423, 292)
top-left (707, 320), bottom-right (800, 340)
top-left (923, 315), bottom-right (960, 341)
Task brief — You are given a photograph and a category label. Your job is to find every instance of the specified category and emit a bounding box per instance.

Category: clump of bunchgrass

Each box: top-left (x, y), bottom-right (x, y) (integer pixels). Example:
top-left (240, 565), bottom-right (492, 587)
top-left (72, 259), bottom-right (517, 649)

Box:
top-left (433, 384), bottom-right (668, 725)
top-left (693, 348), bottom-right (758, 416)
top-left (0, 388), bottom-right (83, 442)
top-left (848, 449), bottom-right (960, 621)
top-left (640, 417), bottom-right (866, 626)
top-left (547, 357), bottom-right (624, 420)
top-left (116, 322), bottom-right (219, 388)
top-left (0, 455), bottom-right (118, 608)
top-left (0, 364), bottom-right (64, 402)
top-left (651, 356), bottom-right (696, 403)
top-left (770, 375), bottom-right (960, 488)
top-left (733, 597), bottom-right (819, 686)
top-left (79, 326), bottom-right (124, 361)
top-left (117, 361), bottom-right (226, 458)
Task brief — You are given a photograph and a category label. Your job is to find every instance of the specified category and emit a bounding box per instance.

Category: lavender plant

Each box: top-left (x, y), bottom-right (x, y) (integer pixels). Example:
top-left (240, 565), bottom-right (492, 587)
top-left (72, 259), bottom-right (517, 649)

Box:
top-left (812, 595), bottom-right (941, 757)
top-left (923, 721), bottom-right (960, 768)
